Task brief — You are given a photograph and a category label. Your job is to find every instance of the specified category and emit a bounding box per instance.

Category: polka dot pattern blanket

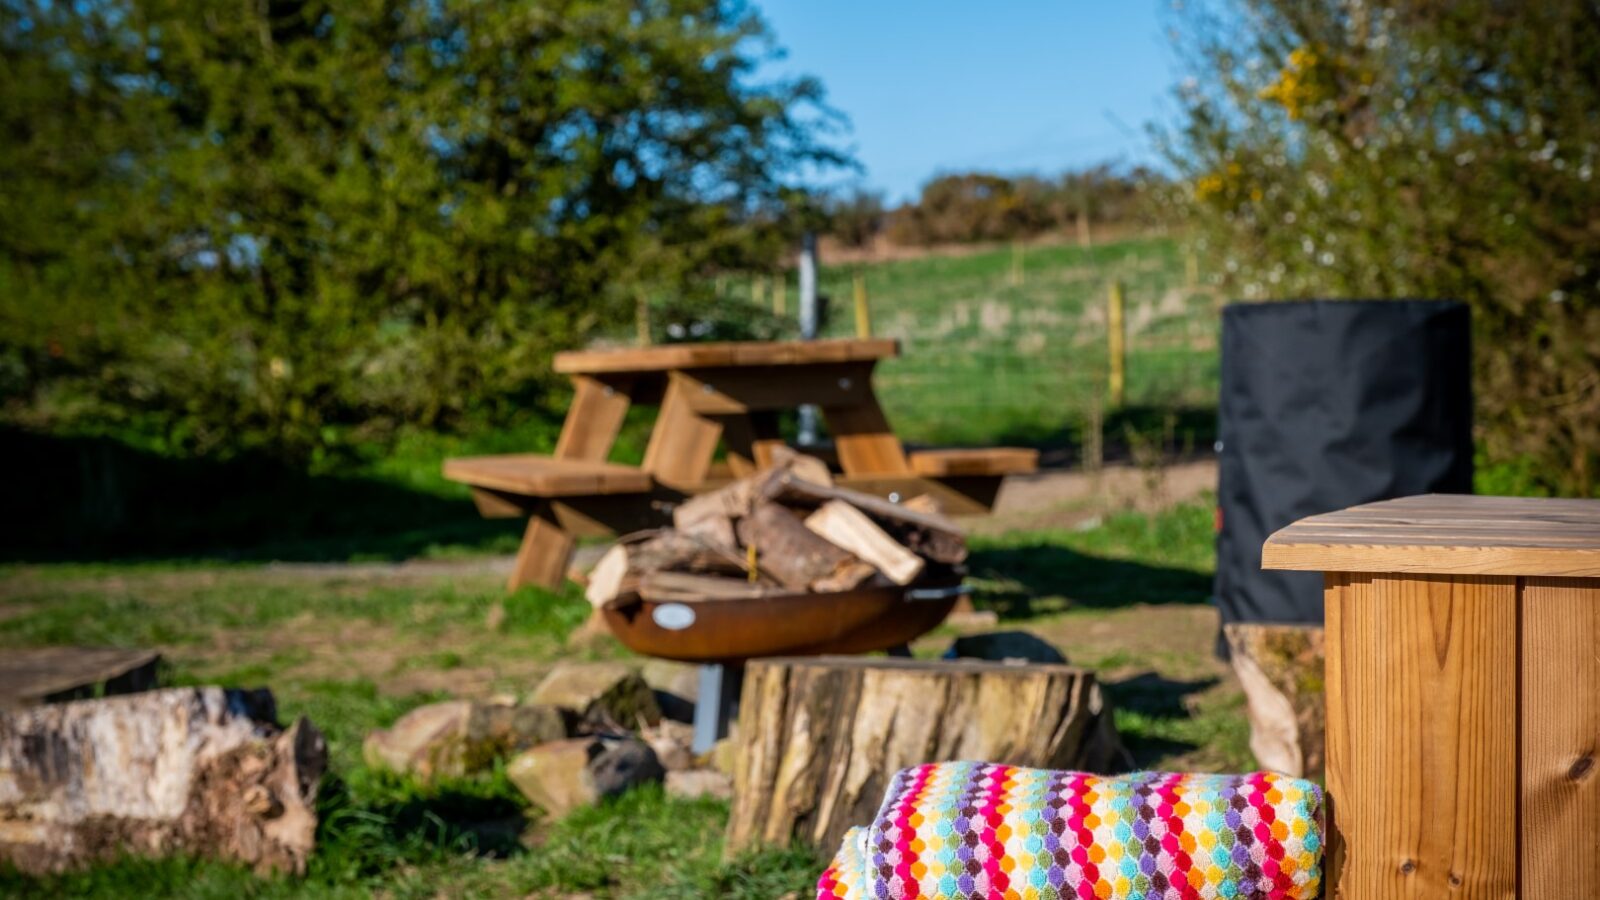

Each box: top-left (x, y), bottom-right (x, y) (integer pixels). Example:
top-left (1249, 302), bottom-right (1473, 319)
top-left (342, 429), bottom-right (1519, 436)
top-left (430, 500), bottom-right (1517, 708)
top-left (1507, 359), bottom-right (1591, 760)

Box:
top-left (816, 762), bottom-right (1323, 900)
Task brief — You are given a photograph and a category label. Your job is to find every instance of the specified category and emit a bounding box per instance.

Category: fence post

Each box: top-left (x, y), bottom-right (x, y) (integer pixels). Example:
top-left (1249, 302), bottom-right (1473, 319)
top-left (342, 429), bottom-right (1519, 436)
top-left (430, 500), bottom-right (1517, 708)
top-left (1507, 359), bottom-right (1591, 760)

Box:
top-left (852, 270), bottom-right (872, 337)
top-left (636, 292), bottom-right (652, 346)
top-left (1108, 281), bottom-right (1125, 409)
top-left (1010, 242), bottom-right (1024, 286)
top-left (1185, 252), bottom-right (1200, 290)
top-left (773, 273), bottom-right (787, 317)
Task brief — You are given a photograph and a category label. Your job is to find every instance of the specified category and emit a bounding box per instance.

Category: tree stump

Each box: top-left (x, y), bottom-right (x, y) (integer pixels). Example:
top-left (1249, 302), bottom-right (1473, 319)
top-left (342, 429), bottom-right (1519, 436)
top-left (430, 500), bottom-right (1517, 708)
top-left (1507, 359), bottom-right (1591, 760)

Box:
top-left (725, 656), bottom-right (1125, 857)
top-left (1223, 623), bottom-right (1325, 779)
top-left (0, 687), bottom-right (326, 875)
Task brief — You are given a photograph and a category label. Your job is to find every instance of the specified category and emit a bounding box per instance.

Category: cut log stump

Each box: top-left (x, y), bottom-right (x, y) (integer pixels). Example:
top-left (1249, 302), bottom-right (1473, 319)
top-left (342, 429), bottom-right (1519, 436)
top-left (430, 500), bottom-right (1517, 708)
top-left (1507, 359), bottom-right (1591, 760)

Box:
top-left (0, 687), bottom-right (326, 875)
top-left (1222, 622), bottom-right (1326, 779)
top-left (725, 656), bottom-right (1125, 858)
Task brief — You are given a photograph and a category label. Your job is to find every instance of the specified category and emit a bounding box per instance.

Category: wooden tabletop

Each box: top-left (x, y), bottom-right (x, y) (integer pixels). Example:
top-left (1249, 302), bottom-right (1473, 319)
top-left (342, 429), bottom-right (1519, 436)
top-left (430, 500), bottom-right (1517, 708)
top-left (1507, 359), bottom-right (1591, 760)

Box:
top-left (553, 338), bottom-right (899, 375)
top-left (1262, 494), bottom-right (1600, 576)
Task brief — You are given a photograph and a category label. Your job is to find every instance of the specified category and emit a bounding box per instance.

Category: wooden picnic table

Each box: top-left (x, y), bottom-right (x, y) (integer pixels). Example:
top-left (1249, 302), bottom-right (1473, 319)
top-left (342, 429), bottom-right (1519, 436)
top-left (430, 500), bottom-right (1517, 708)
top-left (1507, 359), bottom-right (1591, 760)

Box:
top-left (1263, 494), bottom-right (1600, 899)
top-left (443, 339), bottom-right (1035, 592)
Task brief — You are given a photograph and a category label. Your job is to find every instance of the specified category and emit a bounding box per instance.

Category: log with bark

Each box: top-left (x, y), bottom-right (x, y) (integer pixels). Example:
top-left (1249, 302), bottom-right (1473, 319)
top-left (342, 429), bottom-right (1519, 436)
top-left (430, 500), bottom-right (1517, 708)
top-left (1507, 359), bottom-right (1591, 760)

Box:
top-left (0, 687), bottom-right (326, 875)
top-left (1223, 622), bottom-right (1326, 779)
top-left (724, 656), bottom-right (1126, 858)
top-left (735, 502), bottom-right (876, 593)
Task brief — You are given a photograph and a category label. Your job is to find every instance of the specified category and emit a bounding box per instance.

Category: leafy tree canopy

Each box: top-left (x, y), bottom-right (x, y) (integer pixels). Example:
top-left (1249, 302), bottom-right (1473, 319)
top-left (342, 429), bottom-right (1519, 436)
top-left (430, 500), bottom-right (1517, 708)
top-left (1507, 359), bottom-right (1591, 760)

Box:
top-left (0, 0), bottom-right (847, 463)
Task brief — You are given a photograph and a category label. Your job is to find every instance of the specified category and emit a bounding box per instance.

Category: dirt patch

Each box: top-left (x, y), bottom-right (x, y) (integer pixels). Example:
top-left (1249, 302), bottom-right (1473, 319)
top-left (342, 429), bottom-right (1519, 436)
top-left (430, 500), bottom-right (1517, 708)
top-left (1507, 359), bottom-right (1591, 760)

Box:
top-left (978, 458), bottom-right (1217, 535)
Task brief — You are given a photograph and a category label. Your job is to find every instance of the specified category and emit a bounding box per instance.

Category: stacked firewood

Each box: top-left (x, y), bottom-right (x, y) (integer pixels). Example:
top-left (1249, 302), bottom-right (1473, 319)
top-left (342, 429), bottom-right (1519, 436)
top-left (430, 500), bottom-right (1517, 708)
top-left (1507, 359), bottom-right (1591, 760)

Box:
top-left (586, 451), bottom-right (967, 609)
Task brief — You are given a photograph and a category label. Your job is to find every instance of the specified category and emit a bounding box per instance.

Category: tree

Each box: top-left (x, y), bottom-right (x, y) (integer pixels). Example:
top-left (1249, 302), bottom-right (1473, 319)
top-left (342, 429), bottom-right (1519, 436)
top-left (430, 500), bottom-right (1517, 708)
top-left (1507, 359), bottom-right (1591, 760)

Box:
top-left (0, 0), bottom-right (846, 462)
top-left (1161, 0), bottom-right (1600, 494)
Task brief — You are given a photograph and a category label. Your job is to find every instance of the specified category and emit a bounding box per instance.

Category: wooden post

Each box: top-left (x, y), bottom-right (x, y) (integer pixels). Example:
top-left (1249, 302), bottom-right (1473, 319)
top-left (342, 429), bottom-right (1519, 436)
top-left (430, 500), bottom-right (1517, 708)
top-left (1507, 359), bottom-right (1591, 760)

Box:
top-left (1185, 251), bottom-right (1200, 290)
top-left (851, 270), bottom-right (871, 338)
top-left (773, 274), bottom-right (786, 317)
top-left (1263, 494), bottom-right (1600, 899)
top-left (635, 293), bottom-right (651, 346)
top-left (1107, 281), bottom-right (1125, 409)
top-left (1009, 241), bottom-right (1024, 286)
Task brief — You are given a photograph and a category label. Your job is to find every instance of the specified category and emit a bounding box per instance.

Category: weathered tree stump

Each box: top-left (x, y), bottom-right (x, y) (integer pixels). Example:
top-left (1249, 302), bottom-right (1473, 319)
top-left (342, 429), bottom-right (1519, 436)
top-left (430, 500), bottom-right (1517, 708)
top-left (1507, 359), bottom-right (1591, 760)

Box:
top-left (0, 687), bottom-right (326, 875)
top-left (725, 656), bottom-right (1125, 857)
top-left (1223, 622), bottom-right (1325, 779)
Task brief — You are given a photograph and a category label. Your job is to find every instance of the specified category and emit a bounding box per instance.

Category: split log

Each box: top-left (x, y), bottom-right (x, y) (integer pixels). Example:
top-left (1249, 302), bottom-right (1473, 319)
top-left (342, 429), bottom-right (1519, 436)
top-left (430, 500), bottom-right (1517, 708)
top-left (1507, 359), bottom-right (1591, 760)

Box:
top-left (1222, 623), bottom-right (1325, 779)
top-left (725, 656), bottom-right (1125, 857)
top-left (761, 474), bottom-right (967, 564)
top-left (639, 571), bottom-right (780, 602)
top-left (671, 450), bottom-right (832, 535)
top-left (736, 502), bottom-right (874, 592)
top-left (586, 531), bottom-right (753, 609)
top-left (0, 687), bottom-right (326, 875)
top-left (804, 500), bottom-right (925, 585)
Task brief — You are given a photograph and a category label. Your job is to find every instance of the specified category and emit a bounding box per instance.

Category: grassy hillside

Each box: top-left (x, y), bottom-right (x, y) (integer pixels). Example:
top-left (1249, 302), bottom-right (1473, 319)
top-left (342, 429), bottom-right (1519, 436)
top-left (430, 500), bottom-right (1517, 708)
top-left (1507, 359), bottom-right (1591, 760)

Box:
top-left (807, 236), bottom-right (1220, 447)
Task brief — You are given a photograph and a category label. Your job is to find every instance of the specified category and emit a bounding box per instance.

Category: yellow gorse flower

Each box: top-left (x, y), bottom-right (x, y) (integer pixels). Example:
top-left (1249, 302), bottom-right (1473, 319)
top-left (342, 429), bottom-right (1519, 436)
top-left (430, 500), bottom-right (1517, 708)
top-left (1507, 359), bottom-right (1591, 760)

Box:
top-left (1259, 45), bottom-right (1327, 120)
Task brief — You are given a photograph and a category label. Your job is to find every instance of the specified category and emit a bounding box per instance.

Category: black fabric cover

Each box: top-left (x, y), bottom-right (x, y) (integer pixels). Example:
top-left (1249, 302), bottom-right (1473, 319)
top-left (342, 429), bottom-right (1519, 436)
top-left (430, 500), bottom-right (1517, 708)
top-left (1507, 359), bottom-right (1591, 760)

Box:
top-left (1214, 300), bottom-right (1473, 641)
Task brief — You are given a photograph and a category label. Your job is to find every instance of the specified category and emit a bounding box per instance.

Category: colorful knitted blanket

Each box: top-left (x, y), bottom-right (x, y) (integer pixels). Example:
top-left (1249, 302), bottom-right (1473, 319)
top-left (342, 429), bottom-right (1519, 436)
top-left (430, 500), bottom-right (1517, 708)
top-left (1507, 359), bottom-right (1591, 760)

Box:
top-left (817, 762), bottom-right (1323, 900)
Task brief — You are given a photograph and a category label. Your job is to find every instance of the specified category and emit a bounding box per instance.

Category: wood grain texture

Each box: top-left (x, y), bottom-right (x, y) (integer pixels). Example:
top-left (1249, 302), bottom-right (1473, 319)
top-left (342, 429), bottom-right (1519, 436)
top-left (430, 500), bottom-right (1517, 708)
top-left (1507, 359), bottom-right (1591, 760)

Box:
top-left (1323, 572), bottom-right (1517, 899)
top-left (908, 447), bottom-right (1039, 477)
top-left (1521, 576), bottom-right (1600, 899)
top-left (507, 504), bottom-right (576, 592)
top-left (724, 657), bottom-right (1123, 858)
top-left (823, 395), bottom-right (911, 475)
top-left (641, 375), bottom-right (723, 489)
top-left (553, 338), bottom-right (898, 375)
top-left (442, 456), bottom-right (652, 496)
top-left (1264, 494), bottom-right (1600, 575)
top-left (552, 375), bottom-right (632, 460)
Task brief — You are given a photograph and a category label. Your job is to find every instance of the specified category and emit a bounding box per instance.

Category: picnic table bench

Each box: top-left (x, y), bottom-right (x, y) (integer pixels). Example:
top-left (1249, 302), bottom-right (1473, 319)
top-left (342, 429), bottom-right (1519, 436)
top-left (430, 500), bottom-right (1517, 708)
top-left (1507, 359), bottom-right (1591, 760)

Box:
top-left (444, 339), bottom-right (1036, 592)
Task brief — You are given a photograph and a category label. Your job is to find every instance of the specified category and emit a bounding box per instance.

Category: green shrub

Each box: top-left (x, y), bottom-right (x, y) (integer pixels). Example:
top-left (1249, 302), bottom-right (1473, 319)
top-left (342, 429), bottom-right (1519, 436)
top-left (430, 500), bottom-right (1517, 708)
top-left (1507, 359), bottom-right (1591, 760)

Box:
top-left (1161, 0), bottom-right (1600, 495)
top-left (0, 0), bottom-right (845, 464)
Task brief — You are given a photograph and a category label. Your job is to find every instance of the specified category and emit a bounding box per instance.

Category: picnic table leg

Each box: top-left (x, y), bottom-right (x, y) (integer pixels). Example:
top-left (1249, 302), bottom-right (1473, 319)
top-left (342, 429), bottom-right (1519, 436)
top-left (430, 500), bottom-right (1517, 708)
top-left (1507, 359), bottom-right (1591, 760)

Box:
top-left (555, 375), bottom-right (633, 462)
top-left (642, 374), bottom-right (722, 489)
top-left (824, 394), bottom-right (911, 475)
top-left (502, 375), bottom-right (633, 593)
top-left (507, 502), bottom-right (575, 592)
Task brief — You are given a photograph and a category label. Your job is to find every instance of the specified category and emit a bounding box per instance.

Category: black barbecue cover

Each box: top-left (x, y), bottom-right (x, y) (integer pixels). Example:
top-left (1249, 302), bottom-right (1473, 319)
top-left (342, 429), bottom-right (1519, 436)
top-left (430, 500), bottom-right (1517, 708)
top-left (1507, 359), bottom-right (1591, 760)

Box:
top-left (1214, 300), bottom-right (1473, 643)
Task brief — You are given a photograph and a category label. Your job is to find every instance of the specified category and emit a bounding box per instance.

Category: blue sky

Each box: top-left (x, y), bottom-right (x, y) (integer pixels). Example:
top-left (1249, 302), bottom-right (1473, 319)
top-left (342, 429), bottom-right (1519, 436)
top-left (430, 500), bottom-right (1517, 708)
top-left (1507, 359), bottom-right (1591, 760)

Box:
top-left (754, 1), bottom-right (1180, 201)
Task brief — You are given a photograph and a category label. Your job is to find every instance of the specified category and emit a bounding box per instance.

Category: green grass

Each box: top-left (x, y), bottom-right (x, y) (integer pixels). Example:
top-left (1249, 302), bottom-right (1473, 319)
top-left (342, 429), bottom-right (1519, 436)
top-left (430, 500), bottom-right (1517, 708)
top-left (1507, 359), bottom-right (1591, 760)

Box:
top-left (803, 236), bottom-right (1219, 447)
top-left (0, 498), bottom-right (1254, 898)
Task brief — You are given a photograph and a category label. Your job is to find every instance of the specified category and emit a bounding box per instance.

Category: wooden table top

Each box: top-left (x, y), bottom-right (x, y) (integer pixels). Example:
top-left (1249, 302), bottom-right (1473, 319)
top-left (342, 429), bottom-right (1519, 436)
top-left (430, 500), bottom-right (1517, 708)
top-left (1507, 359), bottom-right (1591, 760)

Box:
top-left (553, 338), bottom-right (899, 375)
top-left (1262, 494), bottom-right (1600, 576)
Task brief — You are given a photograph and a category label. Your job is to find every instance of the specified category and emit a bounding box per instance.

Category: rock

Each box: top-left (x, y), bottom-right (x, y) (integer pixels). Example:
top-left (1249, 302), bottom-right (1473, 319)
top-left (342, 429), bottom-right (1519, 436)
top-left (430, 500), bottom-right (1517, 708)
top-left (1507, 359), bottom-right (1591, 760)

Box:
top-left (508, 739), bottom-right (597, 818)
top-left (0, 687), bottom-right (325, 875)
top-left (507, 736), bottom-right (664, 818)
top-left (943, 630), bottom-right (1067, 665)
top-left (706, 735), bottom-right (740, 776)
top-left (640, 659), bottom-right (699, 723)
top-left (589, 737), bottom-right (666, 798)
top-left (364, 701), bottom-right (574, 780)
top-left (640, 719), bottom-right (696, 771)
top-left (529, 662), bottom-right (661, 728)
top-left (666, 769), bottom-right (733, 802)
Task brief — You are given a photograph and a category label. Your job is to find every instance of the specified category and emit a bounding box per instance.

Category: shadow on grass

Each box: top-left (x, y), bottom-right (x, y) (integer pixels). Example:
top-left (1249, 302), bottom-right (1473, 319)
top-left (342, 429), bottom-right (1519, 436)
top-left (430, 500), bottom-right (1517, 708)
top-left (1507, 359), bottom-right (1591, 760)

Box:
top-left (974, 404), bottom-right (1218, 468)
top-left (0, 427), bottom-right (521, 564)
top-left (1105, 672), bottom-right (1220, 768)
top-left (968, 543), bottom-right (1212, 616)
top-left (315, 773), bottom-right (529, 869)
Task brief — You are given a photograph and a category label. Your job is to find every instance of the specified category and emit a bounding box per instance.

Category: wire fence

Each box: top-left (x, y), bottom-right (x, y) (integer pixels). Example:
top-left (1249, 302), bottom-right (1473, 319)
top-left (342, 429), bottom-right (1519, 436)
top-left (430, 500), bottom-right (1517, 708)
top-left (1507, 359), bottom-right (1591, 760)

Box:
top-left (799, 237), bottom-right (1221, 452)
